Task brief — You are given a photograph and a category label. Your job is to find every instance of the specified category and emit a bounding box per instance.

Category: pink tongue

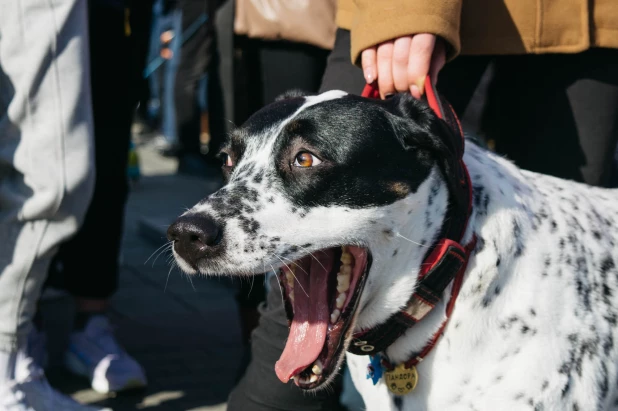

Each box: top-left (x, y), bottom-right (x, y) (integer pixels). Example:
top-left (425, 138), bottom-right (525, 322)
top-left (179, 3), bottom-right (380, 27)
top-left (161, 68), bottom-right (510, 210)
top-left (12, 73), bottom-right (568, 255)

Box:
top-left (275, 251), bottom-right (333, 383)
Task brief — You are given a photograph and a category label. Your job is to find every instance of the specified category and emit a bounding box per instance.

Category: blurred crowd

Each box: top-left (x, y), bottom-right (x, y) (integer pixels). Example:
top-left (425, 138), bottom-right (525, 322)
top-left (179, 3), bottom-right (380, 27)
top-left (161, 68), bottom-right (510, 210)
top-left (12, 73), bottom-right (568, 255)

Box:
top-left (0, 0), bottom-right (616, 410)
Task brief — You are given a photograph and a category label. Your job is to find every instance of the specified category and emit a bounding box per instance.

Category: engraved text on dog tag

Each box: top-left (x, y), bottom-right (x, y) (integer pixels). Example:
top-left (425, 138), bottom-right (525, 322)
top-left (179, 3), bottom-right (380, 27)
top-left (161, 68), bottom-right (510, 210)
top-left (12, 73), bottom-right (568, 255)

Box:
top-left (385, 363), bottom-right (418, 395)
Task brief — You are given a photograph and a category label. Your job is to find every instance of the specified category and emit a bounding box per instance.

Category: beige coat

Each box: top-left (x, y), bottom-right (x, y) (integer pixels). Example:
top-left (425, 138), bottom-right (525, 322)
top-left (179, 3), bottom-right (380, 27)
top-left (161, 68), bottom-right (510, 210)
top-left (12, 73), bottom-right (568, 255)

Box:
top-left (235, 0), bottom-right (337, 50)
top-left (338, 0), bottom-right (618, 63)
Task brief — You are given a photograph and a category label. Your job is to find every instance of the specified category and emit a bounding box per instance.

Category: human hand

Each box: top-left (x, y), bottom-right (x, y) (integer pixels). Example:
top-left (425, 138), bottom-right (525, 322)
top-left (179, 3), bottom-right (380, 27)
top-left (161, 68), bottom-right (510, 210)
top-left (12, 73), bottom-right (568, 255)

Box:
top-left (361, 34), bottom-right (446, 99)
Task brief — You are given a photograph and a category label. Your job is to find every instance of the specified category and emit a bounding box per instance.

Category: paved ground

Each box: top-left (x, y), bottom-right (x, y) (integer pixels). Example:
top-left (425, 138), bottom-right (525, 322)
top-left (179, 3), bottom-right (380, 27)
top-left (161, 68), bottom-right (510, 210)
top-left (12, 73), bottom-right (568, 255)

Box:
top-left (43, 143), bottom-right (244, 410)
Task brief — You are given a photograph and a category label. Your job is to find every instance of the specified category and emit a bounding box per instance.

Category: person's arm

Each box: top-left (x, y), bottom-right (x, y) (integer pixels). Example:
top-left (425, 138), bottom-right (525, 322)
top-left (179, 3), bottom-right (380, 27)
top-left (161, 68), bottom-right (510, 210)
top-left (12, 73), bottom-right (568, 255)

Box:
top-left (348, 0), bottom-right (462, 98)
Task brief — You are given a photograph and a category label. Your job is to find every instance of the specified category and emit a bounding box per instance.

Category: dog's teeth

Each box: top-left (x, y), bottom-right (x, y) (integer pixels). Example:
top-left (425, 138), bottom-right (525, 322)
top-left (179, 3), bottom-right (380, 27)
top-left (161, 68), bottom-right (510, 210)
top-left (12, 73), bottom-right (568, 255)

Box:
top-left (336, 293), bottom-right (346, 309)
top-left (292, 375), bottom-right (298, 382)
top-left (337, 274), bottom-right (350, 293)
top-left (330, 309), bottom-right (341, 323)
top-left (339, 264), bottom-right (352, 276)
top-left (285, 271), bottom-right (294, 288)
top-left (309, 374), bottom-right (318, 383)
top-left (340, 252), bottom-right (353, 265)
top-left (312, 361), bottom-right (323, 375)
top-left (287, 271), bottom-right (296, 303)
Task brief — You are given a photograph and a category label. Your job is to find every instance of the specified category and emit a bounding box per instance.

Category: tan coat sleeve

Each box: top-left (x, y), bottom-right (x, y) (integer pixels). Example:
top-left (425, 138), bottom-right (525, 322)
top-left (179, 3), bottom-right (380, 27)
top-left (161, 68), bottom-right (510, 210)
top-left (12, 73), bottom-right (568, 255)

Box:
top-left (344, 0), bottom-right (463, 65)
top-left (337, 0), bottom-right (356, 31)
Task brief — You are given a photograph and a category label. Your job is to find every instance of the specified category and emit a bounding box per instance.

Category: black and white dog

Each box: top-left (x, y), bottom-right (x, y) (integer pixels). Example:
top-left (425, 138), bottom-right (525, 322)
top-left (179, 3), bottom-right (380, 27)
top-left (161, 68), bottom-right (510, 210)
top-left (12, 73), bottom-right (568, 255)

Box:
top-left (168, 90), bottom-right (618, 411)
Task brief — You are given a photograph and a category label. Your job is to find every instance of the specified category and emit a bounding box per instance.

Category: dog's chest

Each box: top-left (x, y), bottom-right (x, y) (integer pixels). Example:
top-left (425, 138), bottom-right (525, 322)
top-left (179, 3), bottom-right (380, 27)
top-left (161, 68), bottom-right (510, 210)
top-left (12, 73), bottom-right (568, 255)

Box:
top-left (347, 311), bottom-right (576, 411)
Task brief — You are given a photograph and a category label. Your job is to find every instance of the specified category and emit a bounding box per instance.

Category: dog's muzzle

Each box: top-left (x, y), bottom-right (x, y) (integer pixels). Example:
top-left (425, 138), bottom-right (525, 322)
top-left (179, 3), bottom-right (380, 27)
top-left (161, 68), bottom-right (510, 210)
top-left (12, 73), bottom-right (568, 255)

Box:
top-left (167, 214), bottom-right (221, 269)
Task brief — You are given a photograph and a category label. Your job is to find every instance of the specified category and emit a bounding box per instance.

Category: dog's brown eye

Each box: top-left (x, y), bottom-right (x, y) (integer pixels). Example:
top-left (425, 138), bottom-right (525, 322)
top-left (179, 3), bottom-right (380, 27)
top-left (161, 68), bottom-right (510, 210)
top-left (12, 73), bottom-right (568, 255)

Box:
top-left (293, 152), bottom-right (322, 168)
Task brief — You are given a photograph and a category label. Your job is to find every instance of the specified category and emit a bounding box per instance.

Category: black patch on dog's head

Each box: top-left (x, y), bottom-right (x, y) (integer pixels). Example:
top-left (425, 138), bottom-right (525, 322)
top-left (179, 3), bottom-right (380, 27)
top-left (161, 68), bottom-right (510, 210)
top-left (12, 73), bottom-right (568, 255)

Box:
top-left (220, 92), bottom-right (462, 224)
top-left (263, 93), bottom-right (456, 209)
top-left (244, 97), bottom-right (306, 136)
top-left (382, 94), bottom-right (467, 213)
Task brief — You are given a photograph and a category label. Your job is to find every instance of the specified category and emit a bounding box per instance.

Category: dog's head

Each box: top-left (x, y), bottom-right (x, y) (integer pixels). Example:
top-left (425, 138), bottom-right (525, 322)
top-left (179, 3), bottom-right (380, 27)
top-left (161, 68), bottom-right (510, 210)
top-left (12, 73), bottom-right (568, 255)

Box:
top-left (168, 90), bottom-right (460, 390)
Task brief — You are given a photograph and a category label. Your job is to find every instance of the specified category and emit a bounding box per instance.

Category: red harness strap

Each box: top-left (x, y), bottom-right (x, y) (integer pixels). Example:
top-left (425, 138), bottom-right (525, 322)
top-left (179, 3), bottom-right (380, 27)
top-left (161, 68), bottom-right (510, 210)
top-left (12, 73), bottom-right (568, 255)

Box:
top-left (382, 238), bottom-right (476, 371)
top-left (349, 83), bottom-right (475, 369)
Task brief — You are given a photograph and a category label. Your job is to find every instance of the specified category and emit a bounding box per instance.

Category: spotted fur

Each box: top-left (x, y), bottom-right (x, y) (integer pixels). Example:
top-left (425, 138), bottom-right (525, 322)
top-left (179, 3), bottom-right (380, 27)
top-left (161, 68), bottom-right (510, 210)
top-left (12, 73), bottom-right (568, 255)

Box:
top-left (171, 91), bottom-right (618, 411)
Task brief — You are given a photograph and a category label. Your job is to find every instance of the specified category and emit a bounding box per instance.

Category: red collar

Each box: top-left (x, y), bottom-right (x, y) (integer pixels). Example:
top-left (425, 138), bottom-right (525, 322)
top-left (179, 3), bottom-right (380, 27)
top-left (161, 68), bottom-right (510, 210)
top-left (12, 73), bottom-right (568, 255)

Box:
top-left (348, 83), bottom-right (475, 370)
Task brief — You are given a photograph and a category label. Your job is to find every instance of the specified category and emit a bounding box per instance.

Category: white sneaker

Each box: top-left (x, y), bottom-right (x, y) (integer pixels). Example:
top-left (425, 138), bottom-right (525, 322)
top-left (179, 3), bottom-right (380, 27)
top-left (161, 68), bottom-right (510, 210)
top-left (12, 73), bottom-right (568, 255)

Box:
top-left (0, 381), bottom-right (32, 411)
top-left (1, 356), bottom-right (111, 411)
top-left (65, 316), bottom-right (147, 394)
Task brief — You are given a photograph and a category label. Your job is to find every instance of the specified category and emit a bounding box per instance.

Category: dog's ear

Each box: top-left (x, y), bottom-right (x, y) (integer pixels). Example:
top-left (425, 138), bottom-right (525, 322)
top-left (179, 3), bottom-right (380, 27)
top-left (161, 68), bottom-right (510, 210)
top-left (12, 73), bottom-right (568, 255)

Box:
top-left (382, 93), bottom-right (457, 156)
top-left (275, 89), bottom-right (312, 101)
top-left (382, 93), bottom-right (465, 208)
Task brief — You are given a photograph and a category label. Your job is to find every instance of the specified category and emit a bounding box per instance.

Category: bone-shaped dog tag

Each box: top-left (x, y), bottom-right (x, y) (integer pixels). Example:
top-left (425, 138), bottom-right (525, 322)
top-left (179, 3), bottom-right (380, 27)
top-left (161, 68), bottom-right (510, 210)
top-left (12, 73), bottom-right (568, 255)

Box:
top-left (385, 363), bottom-right (418, 395)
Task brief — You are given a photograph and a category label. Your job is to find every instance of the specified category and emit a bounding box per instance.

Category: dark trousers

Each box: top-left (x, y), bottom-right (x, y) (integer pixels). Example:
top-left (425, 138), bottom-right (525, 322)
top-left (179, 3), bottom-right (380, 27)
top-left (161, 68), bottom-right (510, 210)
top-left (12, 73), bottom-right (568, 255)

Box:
top-left (235, 37), bottom-right (330, 125)
top-left (46, 1), bottom-right (152, 299)
top-left (174, 0), bottom-right (226, 158)
top-left (440, 49), bottom-right (618, 187)
top-left (227, 29), bottom-right (618, 410)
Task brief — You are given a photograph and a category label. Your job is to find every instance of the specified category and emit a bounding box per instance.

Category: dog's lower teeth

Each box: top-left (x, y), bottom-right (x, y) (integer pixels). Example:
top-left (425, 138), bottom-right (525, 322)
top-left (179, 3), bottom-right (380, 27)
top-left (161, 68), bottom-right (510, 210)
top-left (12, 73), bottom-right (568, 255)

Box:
top-left (297, 376), bottom-right (314, 385)
top-left (336, 292), bottom-right (346, 309)
top-left (312, 361), bottom-right (323, 375)
top-left (331, 309), bottom-right (341, 323)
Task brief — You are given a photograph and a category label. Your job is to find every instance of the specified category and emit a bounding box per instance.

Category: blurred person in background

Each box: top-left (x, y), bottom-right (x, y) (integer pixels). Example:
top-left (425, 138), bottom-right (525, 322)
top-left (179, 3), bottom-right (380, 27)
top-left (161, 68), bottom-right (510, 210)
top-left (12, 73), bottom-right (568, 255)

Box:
top-left (228, 0), bottom-right (618, 410)
top-left (140, 0), bottom-right (182, 150)
top-left (0, 0), bottom-right (106, 409)
top-left (155, 0), bottom-right (227, 177)
top-left (44, 0), bottom-right (154, 395)
top-left (233, 0), bottom-right (335, 119)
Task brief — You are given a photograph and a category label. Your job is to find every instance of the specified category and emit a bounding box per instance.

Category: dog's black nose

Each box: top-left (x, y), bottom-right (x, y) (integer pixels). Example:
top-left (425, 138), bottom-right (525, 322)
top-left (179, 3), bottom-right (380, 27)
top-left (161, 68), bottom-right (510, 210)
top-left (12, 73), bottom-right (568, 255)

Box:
top-left (167, 214), bottom-right (221, 267)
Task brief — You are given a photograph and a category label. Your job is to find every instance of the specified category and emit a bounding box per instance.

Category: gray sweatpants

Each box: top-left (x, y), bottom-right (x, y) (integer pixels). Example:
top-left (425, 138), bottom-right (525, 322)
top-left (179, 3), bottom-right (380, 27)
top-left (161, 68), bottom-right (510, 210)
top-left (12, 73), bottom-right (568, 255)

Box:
top-left (0, 0), bottom-right (94, 352)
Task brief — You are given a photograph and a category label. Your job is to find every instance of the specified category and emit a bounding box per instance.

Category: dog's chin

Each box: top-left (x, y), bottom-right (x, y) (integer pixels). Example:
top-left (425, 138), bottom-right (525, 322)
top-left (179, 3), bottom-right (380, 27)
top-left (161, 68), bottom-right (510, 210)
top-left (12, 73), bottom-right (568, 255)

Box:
top-left (172, 251), bottom-right (198, 274)
top-left (274, 245), bottom-right (371, 390)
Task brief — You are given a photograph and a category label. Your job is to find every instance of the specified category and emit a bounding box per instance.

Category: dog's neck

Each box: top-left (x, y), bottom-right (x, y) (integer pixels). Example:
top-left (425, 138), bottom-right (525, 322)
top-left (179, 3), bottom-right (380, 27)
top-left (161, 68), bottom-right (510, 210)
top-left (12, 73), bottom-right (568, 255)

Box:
top-left (354, 164), bottom-right (450, 361)
top-left (355, 143), bottom-right (527, 365)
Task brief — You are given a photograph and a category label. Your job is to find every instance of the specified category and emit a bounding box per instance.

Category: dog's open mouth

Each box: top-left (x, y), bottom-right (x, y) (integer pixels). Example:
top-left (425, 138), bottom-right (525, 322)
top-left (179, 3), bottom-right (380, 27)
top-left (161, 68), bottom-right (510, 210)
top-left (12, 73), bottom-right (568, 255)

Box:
top-left (275, 246), bottom-right (371, 389)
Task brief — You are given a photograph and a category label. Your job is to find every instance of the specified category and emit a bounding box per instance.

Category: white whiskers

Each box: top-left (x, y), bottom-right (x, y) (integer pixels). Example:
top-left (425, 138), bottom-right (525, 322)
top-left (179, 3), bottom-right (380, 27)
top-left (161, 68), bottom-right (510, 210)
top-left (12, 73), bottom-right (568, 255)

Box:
top-left (295, 244), bottom-right (328, 272)
top-left (273, 254), bottom-right (309, 298)
top-left (164, 260), bottom-right (176, 293)
top-left (145, 241), bottom-right (173, 266)
top-left (276, 254), bottom-right (309, 276)
top-left (396, 232), bottom-right (429, 248)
